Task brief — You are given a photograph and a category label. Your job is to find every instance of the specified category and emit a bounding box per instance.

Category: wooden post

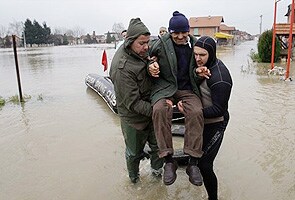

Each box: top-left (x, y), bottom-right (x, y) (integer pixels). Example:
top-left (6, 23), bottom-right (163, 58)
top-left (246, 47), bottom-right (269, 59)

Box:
top-left (12, 35), bottom-right (24, 102)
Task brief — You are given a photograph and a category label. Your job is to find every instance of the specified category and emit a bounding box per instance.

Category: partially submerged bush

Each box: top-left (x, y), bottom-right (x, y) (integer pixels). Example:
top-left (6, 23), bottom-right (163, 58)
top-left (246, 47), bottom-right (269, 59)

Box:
top-left (0, 96), bottom-right (5, 106)
top-left (8, 95), bottom-right (19, 104)
top-left (249, 49), bottom-right (261, 62)
top-left (258, 29), bottom-right (281, 62)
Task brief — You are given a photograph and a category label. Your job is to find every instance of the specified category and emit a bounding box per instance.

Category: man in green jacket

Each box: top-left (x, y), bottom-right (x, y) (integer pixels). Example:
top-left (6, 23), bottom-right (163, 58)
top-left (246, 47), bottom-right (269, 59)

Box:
top-left (110, 18), bottom-right (163, 183)
top-left (149, 11), bottom-right (204, 186)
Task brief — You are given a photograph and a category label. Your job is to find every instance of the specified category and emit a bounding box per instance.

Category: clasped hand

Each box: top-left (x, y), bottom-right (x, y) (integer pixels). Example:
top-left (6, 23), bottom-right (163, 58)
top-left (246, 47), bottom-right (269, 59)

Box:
top-left (196, 66), bottom-right (211, 79)
top-left (149, 61), bottom-right (160, 77)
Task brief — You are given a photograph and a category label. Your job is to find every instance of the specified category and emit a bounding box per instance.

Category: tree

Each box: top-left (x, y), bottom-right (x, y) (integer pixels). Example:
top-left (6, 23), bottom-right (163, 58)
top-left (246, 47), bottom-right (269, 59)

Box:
top-left (33, 20), bottom-right (44, 44)
top-left (65, 29), bottom-right (74, 36)
top-left (23, 19), bottom-right (52, 45)
top-left (0, 25), bottom-right (8, 38)
top-left (84, 34), bottom-right (92, 44)
top-left (112, 22), bottom-right (125, 41)
top-left (106, 31), bottom-right (112, 43)
top-left (258, 29), bottom-right (281, 62)
top-left (62, 34), bottom-right (69, 45)
top-left (24, 19), bottom-right (34, 45)
top-left (52, 27), bottom-right (67, 35)
top-left (72, 26), bottom-right (85, 37)
top-left (8, 20), bottom-right (23, 36)
top-left (111, 35), bottom-right (116, 42)
top-left (48, 34), bottom-right (62, 45)
top-left (112, 22), bottom-right (125, 34)
top-left (4, 36), bottom-right (11, 48)
top-left (43, 22), bottom-right (51, 44)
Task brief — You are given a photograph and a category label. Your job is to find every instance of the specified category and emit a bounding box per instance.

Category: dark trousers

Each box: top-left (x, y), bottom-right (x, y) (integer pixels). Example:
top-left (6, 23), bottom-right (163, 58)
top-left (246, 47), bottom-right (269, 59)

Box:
top-left (152, 90), bottom-right (204, 158)
top-left (198, 120), bottom-right (228, 200)
top-left (120, 119), bottom-right (163, 179)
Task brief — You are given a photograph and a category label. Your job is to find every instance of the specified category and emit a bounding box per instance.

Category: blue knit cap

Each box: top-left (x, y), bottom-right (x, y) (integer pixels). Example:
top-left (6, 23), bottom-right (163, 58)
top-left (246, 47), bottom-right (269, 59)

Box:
top-left (168, 11), bottom-right (190, 33)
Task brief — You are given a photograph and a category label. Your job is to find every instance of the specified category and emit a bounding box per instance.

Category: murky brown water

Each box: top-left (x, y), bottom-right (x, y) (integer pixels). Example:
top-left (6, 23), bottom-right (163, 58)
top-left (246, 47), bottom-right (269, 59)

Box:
top-left (0, 41), bottom-right (294, 200)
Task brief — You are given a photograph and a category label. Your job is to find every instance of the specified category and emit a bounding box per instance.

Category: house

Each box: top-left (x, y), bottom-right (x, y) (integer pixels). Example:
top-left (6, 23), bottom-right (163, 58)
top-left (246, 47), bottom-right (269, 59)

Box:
top-left (67, 35), bottom-right (77, 45)
top-left (275, 4), bottom-right (295, 36)
top-left (273, 3), bottom-right (295, 57)
top-left (220, 24), bottom-right (236, 35)
top-left (95, 35), bottom-right (106, 43)
top-left (189, 15), bottom-right (224, 37)
top-left (189, 15), bottom-right (235, 45)
top-left (0, 35), bottom-right (23, 48)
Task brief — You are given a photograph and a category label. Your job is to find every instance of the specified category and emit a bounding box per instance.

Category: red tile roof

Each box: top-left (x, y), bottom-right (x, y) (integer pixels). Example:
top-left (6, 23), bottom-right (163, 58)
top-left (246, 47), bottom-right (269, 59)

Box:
top-left (220, 24), bottom-right (235, 31)
top-left (189, 16), bottom-right (224, 28)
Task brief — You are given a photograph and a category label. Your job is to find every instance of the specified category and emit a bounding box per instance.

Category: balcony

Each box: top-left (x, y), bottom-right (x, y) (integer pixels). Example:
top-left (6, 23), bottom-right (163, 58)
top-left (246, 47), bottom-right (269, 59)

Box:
top-left (275, 23), bottom-right (295, 35)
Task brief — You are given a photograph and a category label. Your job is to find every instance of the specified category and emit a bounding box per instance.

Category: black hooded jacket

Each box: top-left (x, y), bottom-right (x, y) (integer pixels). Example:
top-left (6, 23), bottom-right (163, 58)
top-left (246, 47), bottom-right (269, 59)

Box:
top-left (195, 36), bottom-right (233, 124)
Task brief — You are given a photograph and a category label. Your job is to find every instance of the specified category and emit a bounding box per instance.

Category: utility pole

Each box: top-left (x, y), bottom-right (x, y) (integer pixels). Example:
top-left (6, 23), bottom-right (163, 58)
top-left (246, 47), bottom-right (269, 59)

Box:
top-left (21, 22), bottom-right (27, 50)
top-left (23, 30), bottom-right (26, 49)
top-left (260, 15), bottom-right (263, 35)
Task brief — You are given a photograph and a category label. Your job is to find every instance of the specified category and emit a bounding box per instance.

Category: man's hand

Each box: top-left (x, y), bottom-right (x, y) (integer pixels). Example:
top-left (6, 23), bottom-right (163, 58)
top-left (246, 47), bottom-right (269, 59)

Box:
top-left (149, 61), bottom-right (160, 77)
top-left (166, 99), bottom-right (173, 107)
top-left (177, 101), bottom-right (184, 114)
top-left (196, 66), bottom-right (211, 79)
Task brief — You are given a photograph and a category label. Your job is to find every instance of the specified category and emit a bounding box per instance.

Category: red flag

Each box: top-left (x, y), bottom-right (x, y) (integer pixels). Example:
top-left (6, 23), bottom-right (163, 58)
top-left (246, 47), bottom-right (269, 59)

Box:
top-left (101, 50), bottom-right (108, 72)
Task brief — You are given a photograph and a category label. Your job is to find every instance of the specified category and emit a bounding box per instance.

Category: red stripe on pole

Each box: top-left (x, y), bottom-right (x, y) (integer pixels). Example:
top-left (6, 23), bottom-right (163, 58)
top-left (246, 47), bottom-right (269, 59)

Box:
top-left (286, 0), bottom-right (295, 80)
top-left (271, 0), bottom-right (278, 69)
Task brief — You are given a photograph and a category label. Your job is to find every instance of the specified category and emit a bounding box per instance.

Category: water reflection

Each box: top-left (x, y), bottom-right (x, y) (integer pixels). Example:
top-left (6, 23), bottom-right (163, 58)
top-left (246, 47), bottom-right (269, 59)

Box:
top-left (254, 79), bottom-right (295, 187)
top-left (20, 102), bottom-right (31, 133)
top-left (27, 53), bottom-right (54, 71)
top-left (85, 87), bottom-right (119, 126)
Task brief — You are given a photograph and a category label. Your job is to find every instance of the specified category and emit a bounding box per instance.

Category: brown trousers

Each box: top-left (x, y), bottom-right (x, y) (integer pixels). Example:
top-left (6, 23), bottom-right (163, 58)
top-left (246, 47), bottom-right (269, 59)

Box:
top-left (152, 90), bottom-right (204, 158)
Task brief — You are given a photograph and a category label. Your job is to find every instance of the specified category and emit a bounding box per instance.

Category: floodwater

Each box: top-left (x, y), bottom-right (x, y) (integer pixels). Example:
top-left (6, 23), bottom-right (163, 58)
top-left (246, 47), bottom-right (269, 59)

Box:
top-left (0, 41), bottom-right (294, 200)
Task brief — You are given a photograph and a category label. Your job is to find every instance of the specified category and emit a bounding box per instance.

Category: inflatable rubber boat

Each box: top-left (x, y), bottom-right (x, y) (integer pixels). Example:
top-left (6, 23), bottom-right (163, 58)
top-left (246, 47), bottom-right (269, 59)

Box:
top-left (85, 73), bottom-right (188, 164)
top-left (85, 74), bottom-right (117, 113)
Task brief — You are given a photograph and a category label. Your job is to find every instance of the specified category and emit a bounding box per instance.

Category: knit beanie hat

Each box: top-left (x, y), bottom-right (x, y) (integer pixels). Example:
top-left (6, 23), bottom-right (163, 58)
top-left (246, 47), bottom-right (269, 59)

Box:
top-left (125, 18), bottom-right (150, 47)
top-left (168, 11), bottom-right (190, 33)
top-left (195, 36), bottom-right (217, 67)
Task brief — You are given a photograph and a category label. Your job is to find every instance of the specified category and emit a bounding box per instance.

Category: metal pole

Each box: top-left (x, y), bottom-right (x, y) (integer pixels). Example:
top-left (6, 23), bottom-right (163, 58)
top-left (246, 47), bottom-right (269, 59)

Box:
top-left (271, 0), bottom-right (278, 69)
top-left (23, 31), bottom-right (27, 49)
top-left (286, 0), bottom-right (295, 80)
top-left (21, 22), bottom-right (27, 49)
top-left (260, 15), bottom-right (263, 35)
top-left (12, 35), bottom-right (24, 102)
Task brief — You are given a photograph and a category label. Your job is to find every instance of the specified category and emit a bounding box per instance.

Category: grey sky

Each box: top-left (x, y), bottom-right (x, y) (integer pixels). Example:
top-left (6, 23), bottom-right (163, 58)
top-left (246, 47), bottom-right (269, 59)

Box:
top-left (0, 0), bottom-right (292, 36)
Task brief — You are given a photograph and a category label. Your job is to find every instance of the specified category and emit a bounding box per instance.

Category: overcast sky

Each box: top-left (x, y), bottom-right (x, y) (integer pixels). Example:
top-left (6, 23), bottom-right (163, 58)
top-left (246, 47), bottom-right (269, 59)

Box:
top-left (0, 0), bottom-right (292, 36)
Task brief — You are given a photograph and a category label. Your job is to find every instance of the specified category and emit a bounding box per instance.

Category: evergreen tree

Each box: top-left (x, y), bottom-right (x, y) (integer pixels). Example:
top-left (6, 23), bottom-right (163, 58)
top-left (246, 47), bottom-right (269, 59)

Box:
top-left (33, 20), bottom-right (44, 44)
top-left (111, 35), bottom-right (116, 42)
top-left (106, 32), bottom-right (112, 43)
top-left (84, 34), bottom-right (92, 44)
top-left (62, 34), bottom-right (69, 45)
top-left (43, 22), bottom-right (51, 44)
top-left (258, 29), bottom-right (281, 62)
top-left (23, 18), bottom-right (52, 45)
top-left (24, 19), bottom-right (34, 45)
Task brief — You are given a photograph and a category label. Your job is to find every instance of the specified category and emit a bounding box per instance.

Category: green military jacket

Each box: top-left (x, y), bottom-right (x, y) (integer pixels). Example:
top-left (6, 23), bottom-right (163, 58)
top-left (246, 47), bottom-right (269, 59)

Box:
top-left (110, 44), bottom-right (152, 130)
top-left (149, 33), bottom-right (201, 105)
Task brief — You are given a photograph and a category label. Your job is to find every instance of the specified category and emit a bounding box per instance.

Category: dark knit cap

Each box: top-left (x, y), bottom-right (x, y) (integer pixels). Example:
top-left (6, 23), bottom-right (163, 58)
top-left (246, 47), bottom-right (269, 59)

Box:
top-left (168, 11), bottom-right (190, 33)
top-left (125, 18), bottom-right (150, 47)
top-left (195, 36), bottom-right (217, 67)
